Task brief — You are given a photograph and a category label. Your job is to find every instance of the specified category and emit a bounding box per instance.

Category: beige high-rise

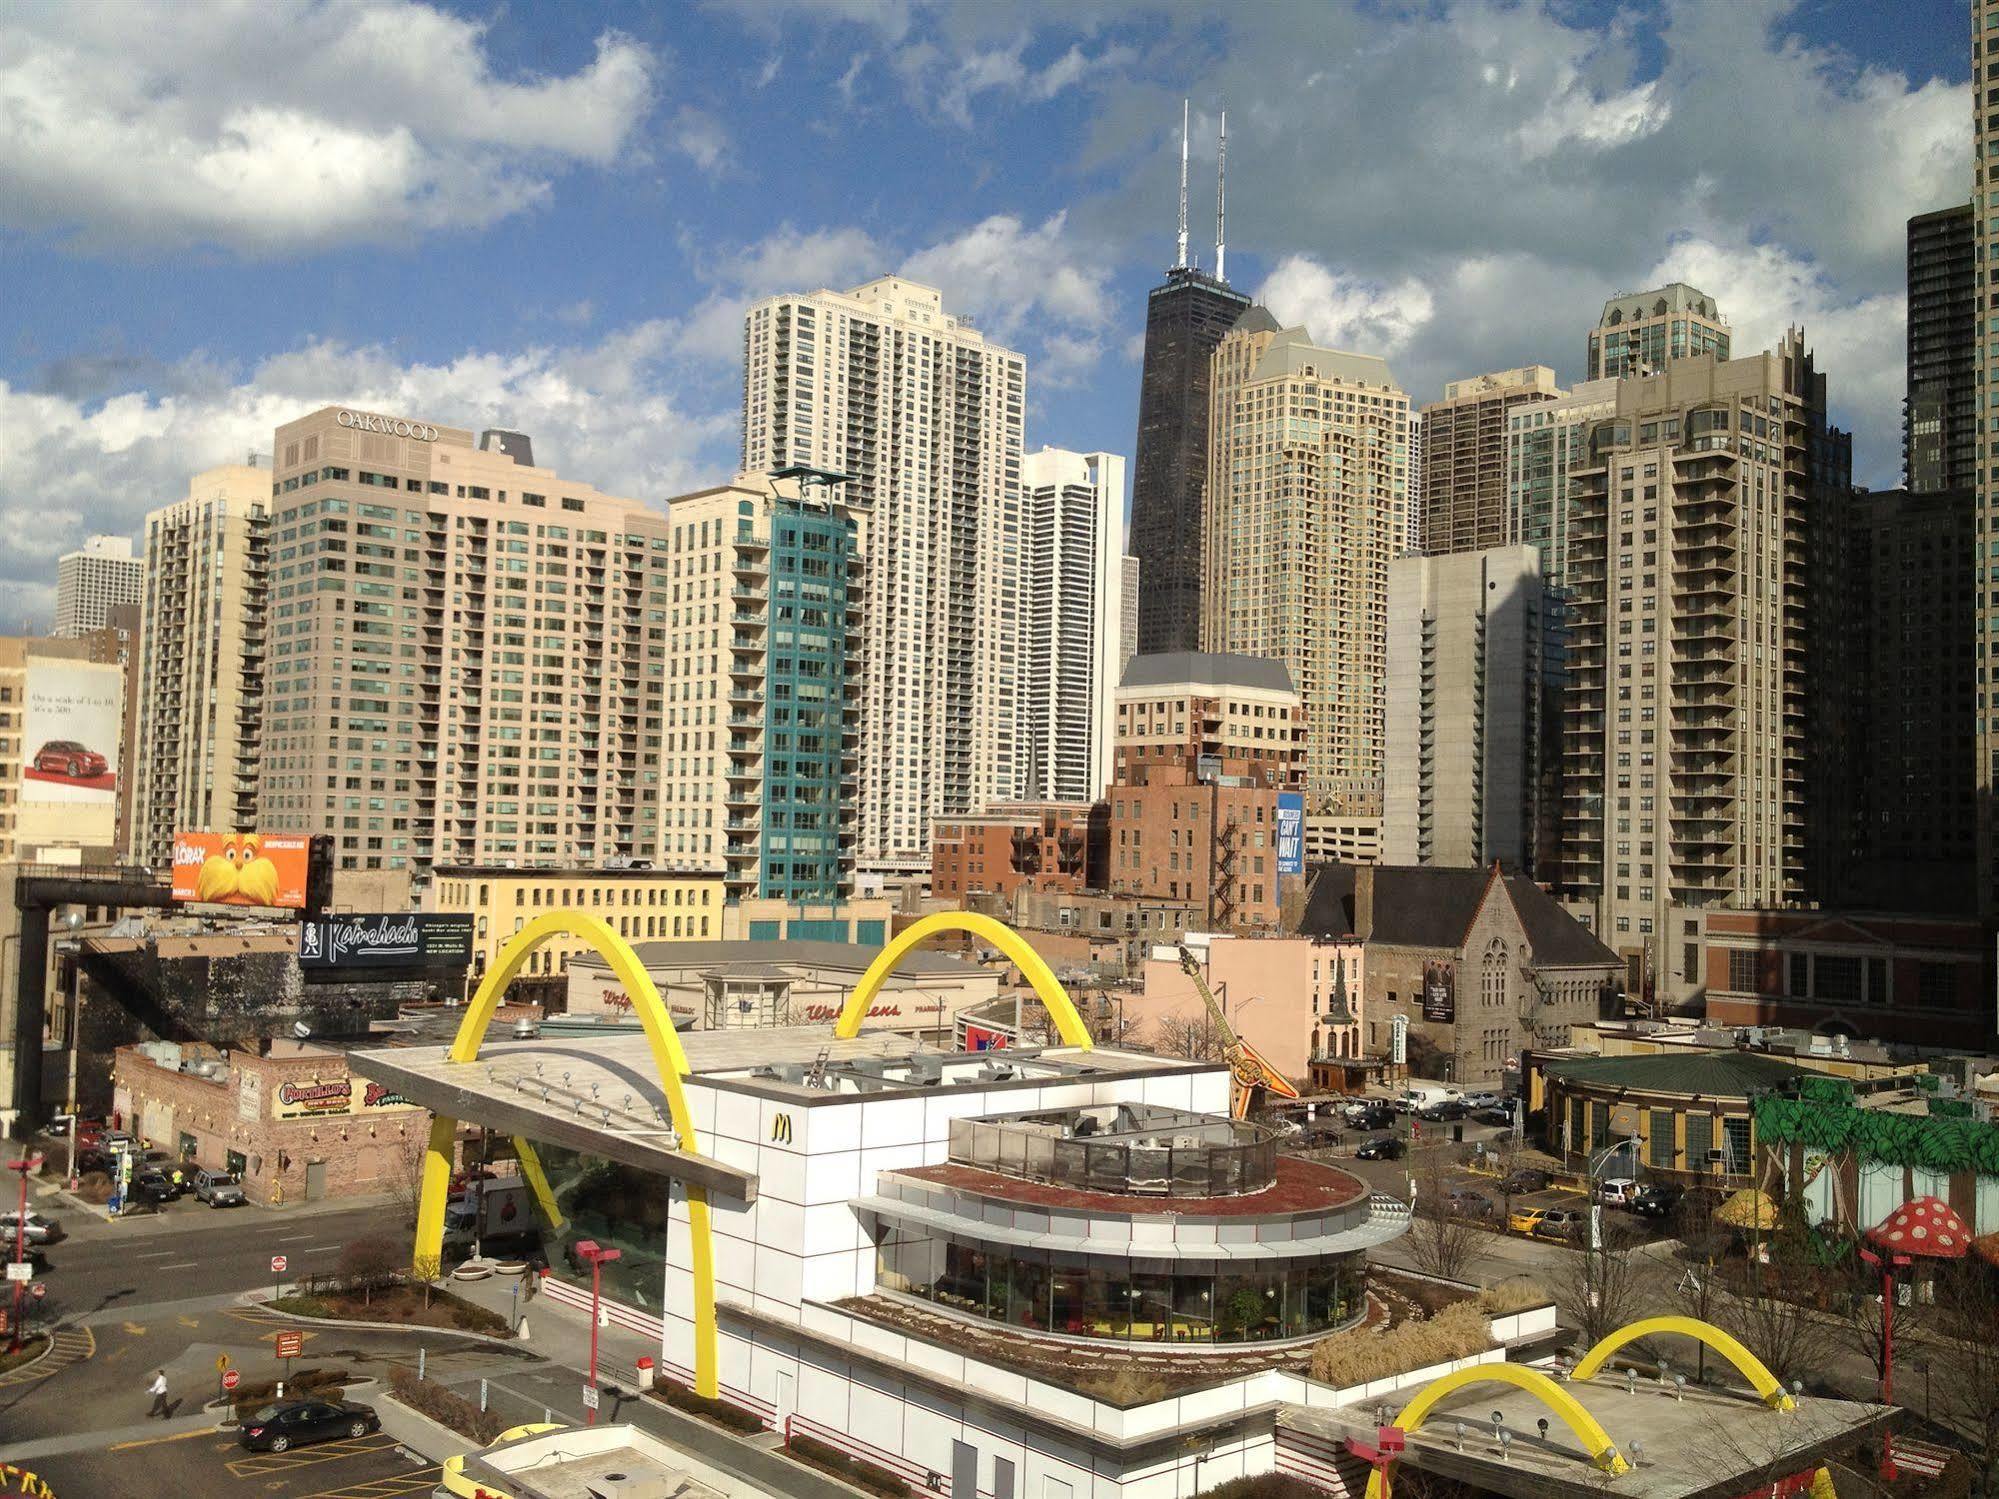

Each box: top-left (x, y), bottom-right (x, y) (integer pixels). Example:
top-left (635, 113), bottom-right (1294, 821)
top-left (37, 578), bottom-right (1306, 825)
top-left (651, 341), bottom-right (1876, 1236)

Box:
top-left (55, 535), bottom-right (143, 638)
top-left (1416, 366), bottom-right (1559, 555)
top-left (258, 408), bottom-right (672, 874)
top-left (134, 465), bottom-right (270, 864)
top-left (1201, 316), bottom-right (1409, 817)
top-left (1560, 340), bottom-right (1817, 972)
top-left (741, 277), bottom-right (1026, 872)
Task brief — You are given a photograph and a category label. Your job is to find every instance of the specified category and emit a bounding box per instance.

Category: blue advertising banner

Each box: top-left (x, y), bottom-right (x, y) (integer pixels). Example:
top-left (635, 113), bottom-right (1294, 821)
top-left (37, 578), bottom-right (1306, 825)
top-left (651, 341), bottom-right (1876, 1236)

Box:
top-left (1276, 792), bottom-right (1304, 875)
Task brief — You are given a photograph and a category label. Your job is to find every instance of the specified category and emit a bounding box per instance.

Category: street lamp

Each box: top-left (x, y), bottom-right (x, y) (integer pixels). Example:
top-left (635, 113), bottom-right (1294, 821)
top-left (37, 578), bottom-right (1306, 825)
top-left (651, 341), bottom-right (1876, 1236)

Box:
top-left (7, 1154), bottom-right (43, 1352)
top-left (573, 1239), bottom-right (623, 1425)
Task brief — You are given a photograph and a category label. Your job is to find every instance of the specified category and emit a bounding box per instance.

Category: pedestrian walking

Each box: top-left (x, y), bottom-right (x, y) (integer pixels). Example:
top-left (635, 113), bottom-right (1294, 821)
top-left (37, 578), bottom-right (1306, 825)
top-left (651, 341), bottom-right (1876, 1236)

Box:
top-left (147, 1368), bottom-right (168, 1419)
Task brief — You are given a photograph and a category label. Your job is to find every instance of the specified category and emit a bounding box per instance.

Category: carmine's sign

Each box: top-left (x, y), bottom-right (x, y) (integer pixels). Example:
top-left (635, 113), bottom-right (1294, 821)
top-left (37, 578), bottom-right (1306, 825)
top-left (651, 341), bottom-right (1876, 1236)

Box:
top-left (272, 1078), bottom-right (415, 1120)
top-left (298, 913), bottom-right (474, 969)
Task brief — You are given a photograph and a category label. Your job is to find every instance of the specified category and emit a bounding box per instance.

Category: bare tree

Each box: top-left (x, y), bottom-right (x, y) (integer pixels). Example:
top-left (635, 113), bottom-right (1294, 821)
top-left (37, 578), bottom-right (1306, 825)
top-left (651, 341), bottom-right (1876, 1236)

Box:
top-left (1151, 1012), bottom-right (1223, 1063)
top-left (384, 1123), bottom-right (430, 1231)
top-left (1551, 1218), bottom-right (1648, 1348)
top-left (1405, 1155), bottom-right (1490, 1284)
top-left (1716, 1208), bottom-right (1823, 1390)
top-left (1927, 1266), bottom-right (1999, 1495)
top-left (338, 1235), bottom-right (404, 1307)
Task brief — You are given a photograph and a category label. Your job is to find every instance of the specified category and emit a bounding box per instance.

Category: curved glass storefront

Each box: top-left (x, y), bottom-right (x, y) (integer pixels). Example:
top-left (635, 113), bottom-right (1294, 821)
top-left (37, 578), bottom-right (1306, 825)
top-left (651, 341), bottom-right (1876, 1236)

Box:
top-left (876, 1229), bottom-right (1365, 1344)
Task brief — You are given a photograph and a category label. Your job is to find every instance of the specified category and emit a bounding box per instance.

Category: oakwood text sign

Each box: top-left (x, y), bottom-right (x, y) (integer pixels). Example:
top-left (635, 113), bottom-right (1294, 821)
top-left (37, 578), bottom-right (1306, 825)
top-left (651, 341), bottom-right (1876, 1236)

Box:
top-left (337, 409), bottom-right (439, 441)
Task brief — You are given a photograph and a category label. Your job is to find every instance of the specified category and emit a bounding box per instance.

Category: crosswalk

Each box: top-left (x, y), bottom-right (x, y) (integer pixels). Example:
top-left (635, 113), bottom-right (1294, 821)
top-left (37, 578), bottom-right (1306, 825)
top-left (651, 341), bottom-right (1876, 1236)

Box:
top-left (0, 1325), bottom-right (94, 1389)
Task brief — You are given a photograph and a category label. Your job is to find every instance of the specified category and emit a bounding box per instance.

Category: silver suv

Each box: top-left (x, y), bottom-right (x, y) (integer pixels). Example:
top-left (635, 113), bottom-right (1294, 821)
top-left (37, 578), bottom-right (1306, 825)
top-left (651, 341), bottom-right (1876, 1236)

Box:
top-left (192, 1168), bottom-right (246, 1207)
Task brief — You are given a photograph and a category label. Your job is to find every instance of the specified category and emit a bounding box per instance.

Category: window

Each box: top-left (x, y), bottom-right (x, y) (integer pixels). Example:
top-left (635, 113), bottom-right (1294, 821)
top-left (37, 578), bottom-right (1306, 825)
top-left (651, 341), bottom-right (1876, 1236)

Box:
top-left (1648, 1109), bottom-right (1675, 1169)
top-left (1915, 963), bottom-right (1953, 1007)
top-left (1814, 955), bottom-right (1862, 1004)
top-left (1727, 950), bottom-right (1758, 992)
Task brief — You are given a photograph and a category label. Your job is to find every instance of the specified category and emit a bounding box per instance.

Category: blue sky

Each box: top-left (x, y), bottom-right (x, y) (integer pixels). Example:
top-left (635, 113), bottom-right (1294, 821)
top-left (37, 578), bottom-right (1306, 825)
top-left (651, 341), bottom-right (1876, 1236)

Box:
top-left (0, 0), bottom-right (1970, 623)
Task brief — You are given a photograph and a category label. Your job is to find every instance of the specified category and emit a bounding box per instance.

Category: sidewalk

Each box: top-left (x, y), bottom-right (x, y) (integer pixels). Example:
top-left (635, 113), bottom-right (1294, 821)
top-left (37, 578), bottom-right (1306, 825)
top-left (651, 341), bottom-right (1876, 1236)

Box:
top-left (444, 1267), bottom-right (659, 1385)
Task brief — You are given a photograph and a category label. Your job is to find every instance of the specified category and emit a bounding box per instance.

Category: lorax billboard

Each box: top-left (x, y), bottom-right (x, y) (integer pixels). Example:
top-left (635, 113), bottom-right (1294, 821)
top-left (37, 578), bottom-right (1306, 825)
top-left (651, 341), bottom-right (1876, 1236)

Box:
top-left (172, 831), bottom-right (313, 909)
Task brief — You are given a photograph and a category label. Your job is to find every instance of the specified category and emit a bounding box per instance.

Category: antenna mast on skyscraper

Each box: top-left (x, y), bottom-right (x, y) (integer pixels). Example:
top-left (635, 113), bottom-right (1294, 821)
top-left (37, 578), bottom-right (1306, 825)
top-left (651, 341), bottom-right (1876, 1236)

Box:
top-left (1215, 104), bottom-right (1228, 284)
top-left (1175, 99), bottom-right (1190, 270)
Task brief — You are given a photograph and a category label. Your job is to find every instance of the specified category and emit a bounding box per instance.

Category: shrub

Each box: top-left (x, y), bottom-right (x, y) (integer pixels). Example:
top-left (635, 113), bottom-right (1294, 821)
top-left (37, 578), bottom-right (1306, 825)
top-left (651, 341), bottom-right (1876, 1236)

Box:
top-left (1073, 1365), bottom-right (1172, 1407)
top-left (1477, 1278), bottom-right (1550, 1316)
top-left (1309, 1299), bottom-right (1492, 1388)
top-left (648, 1373), bottom-right (765, 1434)
top-left (388, 1364), bottom-right (505, 1445)
top-left (337, 1236), bottom-right (405, 1307)
top-left (785, 1431), bottom-right (909, 1498)
top-left (1195, 1477), bottom-right (1325, 1499)
top-left (230, 1366), bottom-right (349, 1416)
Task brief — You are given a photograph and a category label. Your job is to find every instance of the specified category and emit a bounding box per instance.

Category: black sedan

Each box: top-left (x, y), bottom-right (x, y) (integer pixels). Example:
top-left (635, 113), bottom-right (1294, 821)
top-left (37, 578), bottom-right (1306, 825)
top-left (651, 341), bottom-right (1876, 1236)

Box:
top-left (1355, 1137), bottom-right (1406, 1161)
top-left (238, 1398), bottom-right (379, 1453)
top-left (1629, 1184), bottom-right (1683, 1219)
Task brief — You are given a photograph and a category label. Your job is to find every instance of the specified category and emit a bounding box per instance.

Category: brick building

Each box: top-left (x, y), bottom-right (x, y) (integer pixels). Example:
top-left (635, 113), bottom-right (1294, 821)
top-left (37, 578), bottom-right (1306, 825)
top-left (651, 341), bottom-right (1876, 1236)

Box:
top-left (1107, 653), bottom-right (1304, 931)
top-left (111, 1038), bottom-right (423, 1206)
top-left (930, 801), bottom-right (1102, 904)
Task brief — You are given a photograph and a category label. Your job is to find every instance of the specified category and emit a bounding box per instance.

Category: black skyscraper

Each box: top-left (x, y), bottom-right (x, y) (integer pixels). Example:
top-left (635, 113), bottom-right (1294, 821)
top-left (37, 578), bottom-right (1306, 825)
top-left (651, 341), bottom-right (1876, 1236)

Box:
top-left (1130, 266), bottom-right (1250, 655)
top-left (1906, 204), bottom-right (1974, 493)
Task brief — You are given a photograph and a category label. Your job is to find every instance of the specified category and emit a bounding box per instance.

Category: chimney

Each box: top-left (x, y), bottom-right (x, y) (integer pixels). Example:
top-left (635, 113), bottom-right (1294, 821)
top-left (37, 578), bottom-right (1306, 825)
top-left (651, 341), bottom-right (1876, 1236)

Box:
top-left (1354, 865), bottom-right (1375, 942)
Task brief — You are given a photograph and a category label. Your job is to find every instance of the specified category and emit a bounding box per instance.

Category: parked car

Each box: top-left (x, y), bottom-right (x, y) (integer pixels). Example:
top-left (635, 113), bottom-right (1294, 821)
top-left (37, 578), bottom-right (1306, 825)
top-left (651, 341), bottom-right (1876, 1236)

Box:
top-left (1462, 1092), bottom-right (1504, 1111)
top-left (130, 1168), bottom-right (177, 1205)
top-left (1418, 1100), bottom-right (1468, 1122)
top-left (1446, 1189), bottom-right (1494, 1219)
top-left (192, 1168), bottom-right (246, 1207)
top-left (1355, 1137), bottom-right (1405, 1161)
top-left (0, 1210), bottom-right (63, 1245)
top-left (1534, 1208), bottom-right (1586, 1240)
top-left (238, 1399), bottom-right (380, 1453)
top-left (1472, 1107), bottom-right (1514, 1128)
top-left (1596, 1177), bottom-right (1639, 1207)
top-left (1344, 1106), bottom-right (1394, 1132)
top-left (31, 740), bottom-right (108, 778)
top-left (1507, 1205), bottom-right (1550, 1235)
top-left (1629, 1184), bottom-right (1683, 1219)
top-left (1499, 1167), bottom-right (1550, 1195)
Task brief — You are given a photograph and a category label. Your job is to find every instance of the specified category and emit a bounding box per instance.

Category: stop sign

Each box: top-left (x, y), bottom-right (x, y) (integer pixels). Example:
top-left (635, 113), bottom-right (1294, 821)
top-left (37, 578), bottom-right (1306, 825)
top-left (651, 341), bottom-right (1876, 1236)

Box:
top-left (270, 1255), bottom-right (287, 1274)
top-left (222, 1369), bottom-right (241, 1390)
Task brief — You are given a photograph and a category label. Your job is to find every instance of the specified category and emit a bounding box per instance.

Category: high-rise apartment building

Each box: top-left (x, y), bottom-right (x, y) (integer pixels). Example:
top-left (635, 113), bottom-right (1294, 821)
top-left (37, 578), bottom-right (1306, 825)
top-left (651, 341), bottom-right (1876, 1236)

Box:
top-left (54, 534), bottom-right (143, 638)
top-left (1586, 284), bottom-right (1728, 381)
top-left (1019, 447), bottom-right (1126, 804)
top-left (1107, 652), bottom-right (1304, 930)
top-left (1201, 317), bottom-right (1409, 818)
top-left (258, 408), bottom-right (673, 873)
top-left (1907, 204), bottom-right (1975, 493)
top-left (1559, 339), bottom-right (1826, 986)
top-left (1383, 546), bottom-right (1543, 871)
top-left (1977, 4), bottom-right (1999, 912)
top-left (1119, 555), bottom-right (1140, 676)
top-left (134, 464), bottom-right (271, 864)
top-left (742, 277), bottom-right (1025, 871)
top-left (654, 473), bottom-right (866, 905)
top-left (1416, 366), bottom-right (1559, 555)
top-left (1505, 379), bottom-right (1620, 590)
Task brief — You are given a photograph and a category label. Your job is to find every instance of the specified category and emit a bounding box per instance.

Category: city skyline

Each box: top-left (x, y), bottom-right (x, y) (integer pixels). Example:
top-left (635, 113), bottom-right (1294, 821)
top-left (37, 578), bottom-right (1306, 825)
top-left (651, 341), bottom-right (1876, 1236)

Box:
top-left (0, 0), bottom-right (1969, 624)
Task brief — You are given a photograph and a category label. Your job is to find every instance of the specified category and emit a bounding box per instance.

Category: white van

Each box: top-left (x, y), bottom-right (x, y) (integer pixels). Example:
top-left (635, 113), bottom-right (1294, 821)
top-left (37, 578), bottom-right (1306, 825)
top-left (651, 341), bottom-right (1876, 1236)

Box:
top-left (1399, 1085), bottom-right (1464, 1112)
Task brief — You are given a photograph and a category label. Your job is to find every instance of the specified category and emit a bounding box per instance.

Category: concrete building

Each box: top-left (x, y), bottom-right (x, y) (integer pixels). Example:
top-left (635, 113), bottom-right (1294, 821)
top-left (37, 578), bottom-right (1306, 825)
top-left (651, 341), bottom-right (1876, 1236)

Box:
top-left (1415, 366), bottom-right (1559, 555)
top-left (257, 408), bottom-right (672, 876)
top-left (1201, 317), bottom-right (1409, 818)
top-left (1585, 283), bottom-right (1728, 380)
top-left (563, 936), bottom-right (996, 1034)
top-left (1130, 264), bottom-right (1252, 656)
top-left (1131, 933), bottom-right (1364, 1081)
top-left (1301, 863), bottom-right (1620, 1087)
top-left (1907, 203), bottom-right (1975, 493)
top-left (742, 278), bottom-right (1026, 875)
top-left (133, 464), bottom-right (270, 866)
top-left (1505, 378), bottom-right (1619, 592)
top-left (1979, 8), bottom-right (1999, 913)
top-left (0, 637), bottom-right (124, 861)
top-left (1005, 886), bottom-right (1203, 977)
top-left (652, 473), bottom-right (867, 905)
top-left (1383, 547), bottom-right (1544, 872)
top-left (1107, 653), bottom-right (1304, 931)
top-left (1019, 448), bottom-right (1125, 805)
top-left (1558, 338), bottom-right (1833, 980)
top-left (53, 534), bottom-right (142, 639)
top-left (1118, 554), bottom-right (1139, 677)
top-left (930, 800), bottom-right (1100, 905)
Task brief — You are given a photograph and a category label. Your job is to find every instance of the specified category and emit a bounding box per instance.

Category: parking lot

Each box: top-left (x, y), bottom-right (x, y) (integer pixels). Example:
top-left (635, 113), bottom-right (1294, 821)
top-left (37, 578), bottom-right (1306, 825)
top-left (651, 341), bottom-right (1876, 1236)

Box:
top-left (23, 1426), bottom-right (441, 1499)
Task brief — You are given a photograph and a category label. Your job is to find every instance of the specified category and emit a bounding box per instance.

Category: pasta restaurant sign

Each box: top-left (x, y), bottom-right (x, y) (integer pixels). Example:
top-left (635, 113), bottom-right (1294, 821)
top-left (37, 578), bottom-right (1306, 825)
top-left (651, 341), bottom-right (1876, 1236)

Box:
top-left (273, 1079), bottom-right (417, 1121)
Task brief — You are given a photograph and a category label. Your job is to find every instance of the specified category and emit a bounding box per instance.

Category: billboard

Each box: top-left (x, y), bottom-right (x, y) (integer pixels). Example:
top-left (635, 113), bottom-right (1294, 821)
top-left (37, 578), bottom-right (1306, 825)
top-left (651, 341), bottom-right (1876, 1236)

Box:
top-left (1275, 792), bottom-right (1305, 875)
top-left (272, 1078), bottom-right (417, 1121)
top-left (299, 914), bottom-right (474, 970)
top-left (21, 663), bottom-right (121, 805)
top-left (1421, 960), bottom-right (1456, 1023)
top-left (172, 831), bottom-right (313, 909)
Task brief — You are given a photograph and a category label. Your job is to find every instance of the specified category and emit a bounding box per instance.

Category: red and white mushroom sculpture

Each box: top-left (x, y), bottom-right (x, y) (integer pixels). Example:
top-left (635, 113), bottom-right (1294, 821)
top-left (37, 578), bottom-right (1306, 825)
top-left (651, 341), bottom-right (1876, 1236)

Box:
top-left (1865, 1195), bottom-right (1971, 1259)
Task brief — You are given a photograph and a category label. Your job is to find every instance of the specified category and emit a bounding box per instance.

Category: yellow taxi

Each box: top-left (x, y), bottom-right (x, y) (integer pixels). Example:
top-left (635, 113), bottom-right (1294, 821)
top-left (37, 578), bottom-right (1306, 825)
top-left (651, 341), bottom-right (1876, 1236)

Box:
top-left (1508, 1205), bottom-right (1550, 1236)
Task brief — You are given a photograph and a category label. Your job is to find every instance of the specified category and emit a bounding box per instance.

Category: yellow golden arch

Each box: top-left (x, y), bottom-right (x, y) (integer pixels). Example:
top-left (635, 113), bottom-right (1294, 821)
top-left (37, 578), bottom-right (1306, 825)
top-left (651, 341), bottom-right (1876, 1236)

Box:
top-left (413, 911), bottom-right (722, 1397)
top-left (1571, 1315), bottom-right (1795, 1411)
top-left (835, 910), bottom-right (1094, 1047)
top-left (1362, 1362), bottom-right (1626, 1499)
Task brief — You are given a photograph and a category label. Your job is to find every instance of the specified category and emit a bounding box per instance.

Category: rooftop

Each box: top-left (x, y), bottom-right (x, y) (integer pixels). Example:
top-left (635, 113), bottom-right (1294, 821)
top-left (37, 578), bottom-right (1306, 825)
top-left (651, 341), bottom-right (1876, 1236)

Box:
top-left (1540, 1050), bottom-right (1808, 1099)
top-left (565, 938), bottom-right (974, 978)
top-left (430, 863), bottom-right (725, 880)
top-left (457, 1423), bottom-right (753, 1499)
top-left (1118, 651), bottom-right (1297, 695)
top-left (895, 1153), bottom-right (1367, 1218)
top-left (1300, 863), bottom-right (1618, 970)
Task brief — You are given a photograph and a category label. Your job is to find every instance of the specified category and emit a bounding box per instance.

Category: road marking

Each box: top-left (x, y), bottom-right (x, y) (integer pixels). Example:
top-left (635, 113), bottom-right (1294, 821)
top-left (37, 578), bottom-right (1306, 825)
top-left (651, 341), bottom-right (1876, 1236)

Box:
top-left (227, 1432), bottom-right (397, 1477)
top-left (304, 1243), bottom-right (344, 1252)
top-left (153, 1261), bottom-right (199, 1269)
top-left (296, 1468), bottom-right (442, 1499)
top-left (275, 1233), bottom-right (315, 1242)
top-left (136, 1250), bottom-right (182, 1259)
top-left (105, 1425), bottom-right (220, 1452)
top-left (0, 1325), bottom-right (94, 1388)
top-left (177, 1314), bottom-right (200, 1328)
top-left (121, 1320), bottom-right (149, 1335)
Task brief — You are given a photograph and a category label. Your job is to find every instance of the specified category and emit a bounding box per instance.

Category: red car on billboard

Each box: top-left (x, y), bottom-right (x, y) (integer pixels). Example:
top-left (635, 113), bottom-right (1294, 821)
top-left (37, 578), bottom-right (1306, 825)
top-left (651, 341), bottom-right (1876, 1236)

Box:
top-left (31, 740), bottom-right (108, 778)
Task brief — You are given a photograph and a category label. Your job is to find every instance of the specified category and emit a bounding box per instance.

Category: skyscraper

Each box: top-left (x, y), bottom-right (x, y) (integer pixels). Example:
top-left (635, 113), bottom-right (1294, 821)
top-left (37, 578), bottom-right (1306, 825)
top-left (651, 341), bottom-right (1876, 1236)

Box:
top-left (54, 534), bottom-right (142, 638)
top-left (1019, 447), bottom-right (1126, 804)
top-left (1505, 379), bottom-right (1620, 590)
top-left (1119, 555), bottom-right (1140, 677)
top-left (743, 277), bottom-right (1026, 873)
top-left (1586, 284), bottom-right (1728, 381)
top-left (134, 464), bottom-right (270, 864)
top-left (1129, 106), bottom-right (1252, 656)
top-left (258, 407), bottom-right (673, 873)
top-left (1977, 4), bottom-right (1999, 913)
top-left (1906, 204), bottom-right (1974, 493)
top-left (1416, 366), bottom-right (1559, 555)
top-left (1201, 319), bottom-right (1410, 819)
top-left (1383, 546), bottom-right (1544, 871)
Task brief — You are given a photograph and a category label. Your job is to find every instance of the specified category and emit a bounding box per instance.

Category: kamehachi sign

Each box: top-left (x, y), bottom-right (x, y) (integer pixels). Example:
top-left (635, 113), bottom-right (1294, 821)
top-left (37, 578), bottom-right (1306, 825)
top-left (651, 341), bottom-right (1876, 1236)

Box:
top-left (272, 1079), bottom-right (417, 1121)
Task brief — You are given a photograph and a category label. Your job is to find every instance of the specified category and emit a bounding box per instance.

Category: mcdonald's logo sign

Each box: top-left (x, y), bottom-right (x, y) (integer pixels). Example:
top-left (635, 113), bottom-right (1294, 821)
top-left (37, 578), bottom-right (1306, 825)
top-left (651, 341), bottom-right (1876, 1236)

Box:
top-left (770, 1113), bottom-right (794, 1145)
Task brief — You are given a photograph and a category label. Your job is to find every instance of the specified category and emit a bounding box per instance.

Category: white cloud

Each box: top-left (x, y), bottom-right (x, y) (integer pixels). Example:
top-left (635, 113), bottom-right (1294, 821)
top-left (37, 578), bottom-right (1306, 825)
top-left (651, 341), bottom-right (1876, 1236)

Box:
top-left (902, 212), bottom-right (1113, 352)
top-left (1513, 70), bottom-right (1671, 158)
top-left (675, 225), bottom-right (888, 360)
top-left (0, 1), bottom-right (655, 253)
top-left (1256, 256), bottom-right (1436, 358)
top-left (0, 328), bottom-right (738, 626)
top-left (669, 106), bottom-right (732, 173)
top-left (919, 36), bottom-right (1134, 126)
